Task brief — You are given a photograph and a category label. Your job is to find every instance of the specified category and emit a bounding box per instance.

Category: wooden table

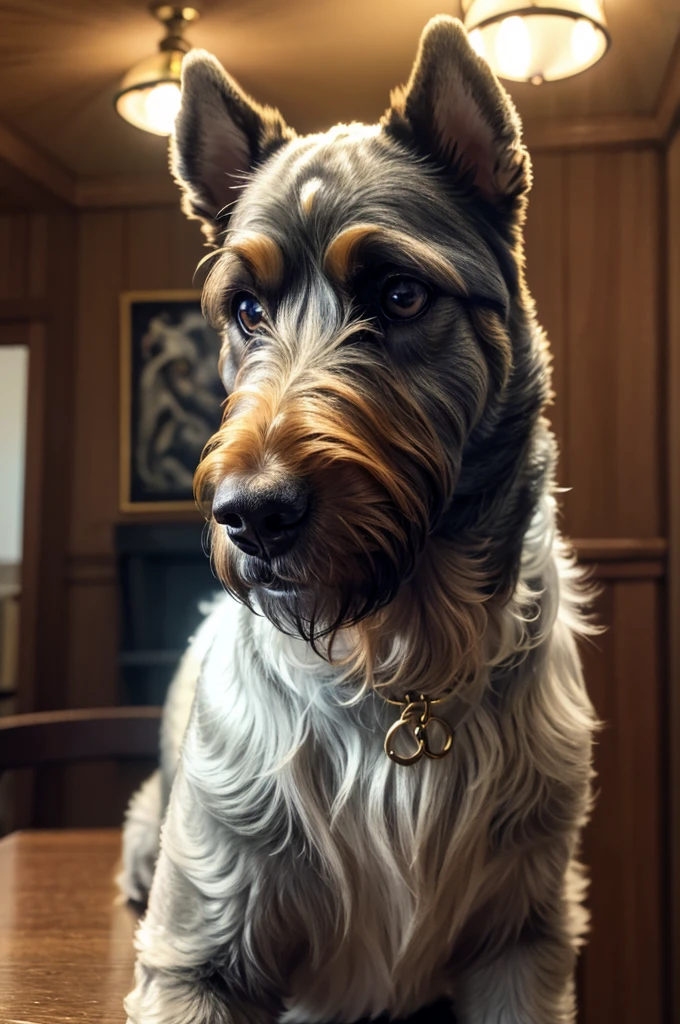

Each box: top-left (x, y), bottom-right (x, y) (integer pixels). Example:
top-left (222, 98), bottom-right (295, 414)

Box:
top-left (0, 830), bottom-right (136, 1024)
top-left (0, 831), bottom-right (454, 1024)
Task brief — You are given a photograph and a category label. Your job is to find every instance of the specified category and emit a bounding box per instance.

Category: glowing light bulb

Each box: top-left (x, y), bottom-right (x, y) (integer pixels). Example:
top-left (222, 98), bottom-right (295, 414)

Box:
top-left (469, 28), bottom-right (487, 61)
top-left (144, 82), bottom-right (182, 135)
top-left (495, 16), bottom-right (532, 79)
top-left (571, 18), bottom-right (598, 65)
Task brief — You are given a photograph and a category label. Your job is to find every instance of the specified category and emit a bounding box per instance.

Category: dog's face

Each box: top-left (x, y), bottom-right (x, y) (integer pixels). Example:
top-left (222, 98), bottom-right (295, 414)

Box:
top-left (172, 17), bottom-right (533, 642)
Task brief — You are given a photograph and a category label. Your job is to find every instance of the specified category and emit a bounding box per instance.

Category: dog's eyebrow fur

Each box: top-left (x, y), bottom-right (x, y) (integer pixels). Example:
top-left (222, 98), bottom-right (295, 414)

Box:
top-left (324, 224), bottom-right (468, 294)
top-left (300, 177), bottom-right (324, 215)
top-left (228, 232), bottom-right (284, 289)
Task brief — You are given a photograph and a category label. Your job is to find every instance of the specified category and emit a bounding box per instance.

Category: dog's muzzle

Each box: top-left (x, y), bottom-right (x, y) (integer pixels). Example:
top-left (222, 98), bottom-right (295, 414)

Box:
top-left (212, 477), bottom-right (309, 560)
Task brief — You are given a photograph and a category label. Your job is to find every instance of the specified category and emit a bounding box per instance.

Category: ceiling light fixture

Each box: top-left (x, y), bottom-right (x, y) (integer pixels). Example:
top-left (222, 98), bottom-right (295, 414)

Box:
top-left (462, 1), bottom-right (610, 84)
top-left (114, 4), bottom-right (199, 136)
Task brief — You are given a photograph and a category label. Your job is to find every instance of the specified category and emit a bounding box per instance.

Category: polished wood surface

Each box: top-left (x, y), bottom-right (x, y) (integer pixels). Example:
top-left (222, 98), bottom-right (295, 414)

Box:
top-left (0, 829), bottom-right (135, 1024)
top-left (0, 824), bottom-right (659, 1024)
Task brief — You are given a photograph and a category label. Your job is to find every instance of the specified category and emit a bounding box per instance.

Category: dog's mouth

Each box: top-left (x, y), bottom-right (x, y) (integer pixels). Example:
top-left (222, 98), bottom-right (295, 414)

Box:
top-left (239, 555), bottom-right (299, 596)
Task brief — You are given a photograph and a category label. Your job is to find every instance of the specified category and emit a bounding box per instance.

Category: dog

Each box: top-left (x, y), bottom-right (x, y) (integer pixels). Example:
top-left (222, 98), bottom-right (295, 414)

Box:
top-left (120, 16), bottom-right (597, 1024)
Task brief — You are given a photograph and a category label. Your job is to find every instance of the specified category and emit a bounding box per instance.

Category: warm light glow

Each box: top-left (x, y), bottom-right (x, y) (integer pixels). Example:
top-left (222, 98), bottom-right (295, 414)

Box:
top-left (114, 6), bottom-right (198, 136)
top-left (115, 50), bottom-right (185, 136)
top-left (144, 82), bottom-right (182, 135)
top-left (462, 0), bottom-right (609, 83)
top-left (469, 28), bottom-right (487, 60)
top-left (495, 16), bottom-right (532, 80)
top-left (571, 17), bottom-right (599, 64)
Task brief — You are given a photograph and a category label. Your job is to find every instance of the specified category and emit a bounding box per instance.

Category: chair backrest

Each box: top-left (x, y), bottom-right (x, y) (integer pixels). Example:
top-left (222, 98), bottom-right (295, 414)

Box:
top-left (0, 707), bottom-right (162, 771)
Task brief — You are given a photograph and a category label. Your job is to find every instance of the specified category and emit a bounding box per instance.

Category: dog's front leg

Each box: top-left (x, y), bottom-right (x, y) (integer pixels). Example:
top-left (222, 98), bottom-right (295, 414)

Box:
top-left (124, 959), bottom-right (271, 1024)
top-left (124, 770), bottom-right (278, 1024)
top-left (456, 852), bottom-right (589, 1024)
top-left (456, 935), bottom-right (577, 1024)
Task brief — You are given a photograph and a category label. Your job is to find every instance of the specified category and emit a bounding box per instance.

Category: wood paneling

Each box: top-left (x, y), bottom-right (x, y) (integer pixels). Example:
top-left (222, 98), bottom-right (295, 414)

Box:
top-left (62, 203), bottom-right (204, 826)
top-left (525, 149), bottom-right (662, 539)
top-left (579, 580), bottom-right (663, 1024)
top-left (0, 192), bottom-right (78, 834)
top-left (524, 147), bottom-right (666, 1024)
top-left (523, 152), bottom-right (567, 459)
top-left (0, 202), bottom-right (77, 721)
top-left (567, 150), bottom-right (661, 538)
top-left (68, 206), bottom-right (202, 561)
top-left (667, 126), bottom-right (680, 1024)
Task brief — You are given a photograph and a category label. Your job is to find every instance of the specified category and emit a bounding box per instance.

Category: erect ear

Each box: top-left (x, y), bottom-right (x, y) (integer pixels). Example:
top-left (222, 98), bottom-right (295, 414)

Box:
top-left (384, 16), bottom-right (530, 216)
top-left (171, 50), bottom-right (295, 245)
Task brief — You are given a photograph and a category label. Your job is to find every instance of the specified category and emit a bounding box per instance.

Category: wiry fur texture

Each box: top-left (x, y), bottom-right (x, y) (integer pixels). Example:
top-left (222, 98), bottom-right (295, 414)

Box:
top-left (121, 16), bottom-right (597, 1024)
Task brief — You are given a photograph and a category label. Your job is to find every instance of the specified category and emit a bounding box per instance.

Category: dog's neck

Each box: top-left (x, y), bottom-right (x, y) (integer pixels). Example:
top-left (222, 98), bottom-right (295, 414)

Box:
top-left (350, 346), bottom-right (557, 706)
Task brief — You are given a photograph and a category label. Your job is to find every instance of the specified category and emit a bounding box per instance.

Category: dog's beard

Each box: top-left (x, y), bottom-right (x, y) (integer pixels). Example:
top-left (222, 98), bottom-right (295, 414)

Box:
top-left (196, 338), bottom-right (461, 645)
top-left (208, 510), bottom-right (427, 645)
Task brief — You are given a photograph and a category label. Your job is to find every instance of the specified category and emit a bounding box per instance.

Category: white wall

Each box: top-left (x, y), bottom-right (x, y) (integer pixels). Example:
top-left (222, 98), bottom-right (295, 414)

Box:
top-left (0, 347), bottom-right (29, 565)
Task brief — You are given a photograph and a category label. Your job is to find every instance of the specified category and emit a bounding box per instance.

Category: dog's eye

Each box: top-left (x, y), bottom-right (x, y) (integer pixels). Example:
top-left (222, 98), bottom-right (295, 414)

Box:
top-left (234, 293), bottom-right (265, 336)
top-left (380, 277), bottom-right (430, 320)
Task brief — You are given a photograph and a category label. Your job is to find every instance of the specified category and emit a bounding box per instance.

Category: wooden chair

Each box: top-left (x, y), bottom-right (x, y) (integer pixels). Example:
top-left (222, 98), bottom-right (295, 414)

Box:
top-left (0, 707), bottom-right (162, 771)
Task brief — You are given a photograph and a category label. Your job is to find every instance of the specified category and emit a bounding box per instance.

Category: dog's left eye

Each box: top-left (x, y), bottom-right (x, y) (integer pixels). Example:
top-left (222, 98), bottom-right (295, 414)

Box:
top-left (380, 277), bottom-right (430, 321)
top-left (234, 293), bottom-right (265, 336)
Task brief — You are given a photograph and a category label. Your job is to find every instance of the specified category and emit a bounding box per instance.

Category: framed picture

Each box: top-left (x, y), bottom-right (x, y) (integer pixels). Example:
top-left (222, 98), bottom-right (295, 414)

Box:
top-left (120, 291), bottom-right (224, 513)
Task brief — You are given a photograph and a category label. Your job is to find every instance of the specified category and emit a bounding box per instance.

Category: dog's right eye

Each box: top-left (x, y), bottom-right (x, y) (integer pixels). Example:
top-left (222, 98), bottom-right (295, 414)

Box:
top-left (233, 293), bottom-right (265, 336)
top-left (380, 276), bottom-right (430, 321)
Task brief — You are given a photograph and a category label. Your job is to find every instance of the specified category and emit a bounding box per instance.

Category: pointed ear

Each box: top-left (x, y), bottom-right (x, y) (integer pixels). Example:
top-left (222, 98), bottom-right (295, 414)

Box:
top-left (384, 16), bottom-right (530, 216)
top-left (171, 51), bottom-right (295, 245)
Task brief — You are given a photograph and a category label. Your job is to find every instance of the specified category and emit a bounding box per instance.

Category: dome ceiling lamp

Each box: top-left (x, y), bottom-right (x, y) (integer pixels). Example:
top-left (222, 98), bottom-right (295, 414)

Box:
top-left (115, 4), bottom-right (200, 136)
top-left (462, 1), bottom-right (610, 85)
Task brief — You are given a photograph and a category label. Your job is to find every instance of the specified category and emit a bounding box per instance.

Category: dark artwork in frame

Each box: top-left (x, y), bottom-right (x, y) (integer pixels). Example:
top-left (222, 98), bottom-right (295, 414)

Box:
top-left (120, 291), bottom-right (223, 512)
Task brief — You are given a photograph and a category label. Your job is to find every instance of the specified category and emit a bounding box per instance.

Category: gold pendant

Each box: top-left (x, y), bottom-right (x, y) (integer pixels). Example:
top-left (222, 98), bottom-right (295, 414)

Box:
top-left (384, 694), bottom-right (454, 767)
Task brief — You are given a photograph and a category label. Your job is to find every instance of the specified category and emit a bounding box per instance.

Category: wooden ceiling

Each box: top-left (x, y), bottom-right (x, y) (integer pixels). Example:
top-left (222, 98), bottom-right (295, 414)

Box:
top-left (0, 0), bottom-right (679, 186)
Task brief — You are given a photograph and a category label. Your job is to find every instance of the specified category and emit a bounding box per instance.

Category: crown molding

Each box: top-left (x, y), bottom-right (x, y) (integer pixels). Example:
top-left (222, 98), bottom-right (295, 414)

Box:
top-left (74, 174), bottom-right (178, 209)
top-left (0, 114), bottom-right (665, 212)
top-left (0, 121), bottom-right (75, 205)
top-left (524, 115), bottom-right (659, 152)
top-left (2, 25), bottom-right (680, 210)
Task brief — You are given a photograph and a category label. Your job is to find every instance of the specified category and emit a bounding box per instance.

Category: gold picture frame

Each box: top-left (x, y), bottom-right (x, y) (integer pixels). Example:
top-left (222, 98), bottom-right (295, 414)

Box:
top-left (119, 290), bottom-right (223, 513)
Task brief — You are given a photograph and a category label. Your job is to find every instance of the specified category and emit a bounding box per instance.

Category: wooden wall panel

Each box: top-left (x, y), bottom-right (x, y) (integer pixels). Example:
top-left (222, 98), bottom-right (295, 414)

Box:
top-left (69, 211), bottom-right (126, 558)
top-left (0, 193), bottom-right (78, 833)
top-left (524, 153), bottom-right (567, 464)
top-left (564, 150), bottom-right (662, 538)
top-left (524, 147), bottom-right (665, 1024)
top-left (62, 204), bottom-right (205, 826)
top-left (526, 149), bottom-right (662, 540)
top-left (0, 211), bottom-right (48, 300)
top-left (579, 579), bottom-right (663, 1024)
top-left (68, 205), bottom-right (204, 566)
top-left (0, 205), bottom-right (76, 721)
top-left (667, 126), bottom-right (680, 1024)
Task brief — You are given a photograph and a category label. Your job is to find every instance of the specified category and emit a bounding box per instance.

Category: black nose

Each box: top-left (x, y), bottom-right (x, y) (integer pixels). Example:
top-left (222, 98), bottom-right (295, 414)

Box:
top-left (212, 480), bottom-right (309, 559)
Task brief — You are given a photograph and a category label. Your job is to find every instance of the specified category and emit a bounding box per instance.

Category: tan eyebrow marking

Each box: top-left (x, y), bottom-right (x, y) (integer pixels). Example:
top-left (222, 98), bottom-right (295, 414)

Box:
top-left (300, 177), bottom-right (323, 215)
top-left (229, 232), bottom-right (284, 289)
top-left (324, 224), bottom-right (468, 295)
top-left (324, 225), bottom-right (382, 281)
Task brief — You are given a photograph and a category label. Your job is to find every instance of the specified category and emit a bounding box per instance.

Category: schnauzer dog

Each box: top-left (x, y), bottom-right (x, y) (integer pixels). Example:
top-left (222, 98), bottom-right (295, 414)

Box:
top-left (121, 16), bottom-right (596, 1024)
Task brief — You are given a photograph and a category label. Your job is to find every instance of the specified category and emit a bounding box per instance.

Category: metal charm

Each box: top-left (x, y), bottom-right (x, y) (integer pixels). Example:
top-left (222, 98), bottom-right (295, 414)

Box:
top-left (384, 694), bottom-right (454, 767)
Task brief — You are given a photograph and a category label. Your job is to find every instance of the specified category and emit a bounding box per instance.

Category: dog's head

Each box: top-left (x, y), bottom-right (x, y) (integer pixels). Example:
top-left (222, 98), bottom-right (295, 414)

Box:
top-left (172, 16), bottom-right (545, 646)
